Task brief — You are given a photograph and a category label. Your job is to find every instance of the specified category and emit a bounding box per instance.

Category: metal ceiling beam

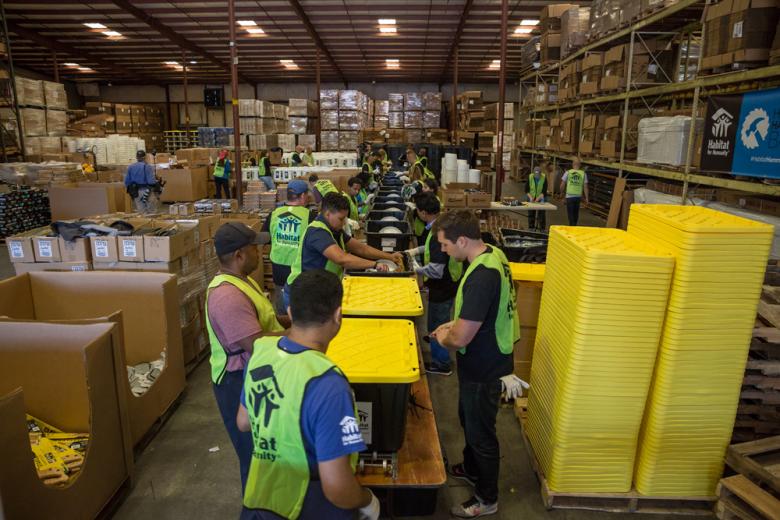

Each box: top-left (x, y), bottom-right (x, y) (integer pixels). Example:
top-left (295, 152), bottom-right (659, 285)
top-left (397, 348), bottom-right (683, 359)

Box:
top-left (107, 0), bottom-right (255, 84)
top-left (438, 0), bottom-right (474, 83)
top-left (286, 0), bottom-right (347, 84)
top-left (6, 21), bottom-right (133, 77)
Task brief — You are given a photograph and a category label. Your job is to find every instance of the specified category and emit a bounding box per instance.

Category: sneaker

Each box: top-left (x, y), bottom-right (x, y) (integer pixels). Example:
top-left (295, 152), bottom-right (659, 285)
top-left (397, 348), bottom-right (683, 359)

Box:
top-left (425, 362), bottom-right (452, 376)
top-left (451, 496), bottom-right (498, 518)
top-left (449, 463), bottom-right (477, 486)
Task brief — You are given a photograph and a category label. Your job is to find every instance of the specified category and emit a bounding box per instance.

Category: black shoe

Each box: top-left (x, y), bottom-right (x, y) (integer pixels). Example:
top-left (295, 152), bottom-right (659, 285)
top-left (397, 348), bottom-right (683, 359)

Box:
top-left (451, 496), bottom-right (498, 518)
top-left (449, 462), bottom-right (477, 487)
top-left (423, 335), bottom-right (430, 343)
top-left (425, 362), bottom-right (452, 376)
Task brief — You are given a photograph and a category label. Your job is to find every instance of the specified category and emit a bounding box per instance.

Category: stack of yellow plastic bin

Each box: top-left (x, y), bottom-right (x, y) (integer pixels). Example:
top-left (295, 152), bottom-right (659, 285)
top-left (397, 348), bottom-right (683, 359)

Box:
top-left (526, 226), bottom-right (675, 492)
top-left (341, 275), bottom-right (424, 317)
top-left (628, 205), bottom-right (773, 496)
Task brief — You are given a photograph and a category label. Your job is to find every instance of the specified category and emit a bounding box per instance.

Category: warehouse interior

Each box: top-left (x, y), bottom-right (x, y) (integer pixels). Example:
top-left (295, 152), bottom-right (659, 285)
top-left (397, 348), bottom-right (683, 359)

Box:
top-left (1, 0), bottom-right (780, 519)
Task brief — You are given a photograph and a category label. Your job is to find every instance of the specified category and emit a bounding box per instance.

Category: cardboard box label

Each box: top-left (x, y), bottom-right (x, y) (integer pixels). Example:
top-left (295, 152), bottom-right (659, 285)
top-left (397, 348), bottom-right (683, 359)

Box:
top-left (37, 241), bottom-right (53, 258)
top-left (70, 263), bottom-right (88, 272)
top-left (94, 239), bottom-right (111, 258)
top-left (381, 238), bottom-right (397, 249)
top-left (733, 20), bottom-right (743, 38)
top-left (8, 241), bottom-right (23, 258)
top-left (122, 239), bottom-right (138, 258)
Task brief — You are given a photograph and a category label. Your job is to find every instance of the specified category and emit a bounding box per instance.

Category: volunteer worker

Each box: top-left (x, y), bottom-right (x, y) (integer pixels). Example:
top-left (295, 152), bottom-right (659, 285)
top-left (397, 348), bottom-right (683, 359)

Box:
top-left (205, 222), bottom-right (290, 490)
top-left (406, 193), bottom-right (462, 375)
top-left (560, 157), bottom-right (589, 226)
top-left (262, 180), bottom-right (315, 314)
top-left (526, 166), bottom-right (548, 231)
top-left (302, 146), bottom-right (315, 166)
top-left (431, 210), bottom-right (525, 519)
top-left (213, 149), bottom-right (232, 199)
top-left (283, 193), bottom-right (403, 309)
top-left (124, 150), bottom-right (160, 214)
top-left (237, 270), bottom-right (379, 520)
top-left (343, 177), bottom-right (362, 221)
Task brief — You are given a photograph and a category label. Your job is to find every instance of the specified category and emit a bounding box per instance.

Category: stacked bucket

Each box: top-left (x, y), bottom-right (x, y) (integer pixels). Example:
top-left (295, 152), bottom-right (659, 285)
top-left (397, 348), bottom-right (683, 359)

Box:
top-left (628, 205), bottom-right (773, 496)
top-left (526, 226), bottom-right (675, 492)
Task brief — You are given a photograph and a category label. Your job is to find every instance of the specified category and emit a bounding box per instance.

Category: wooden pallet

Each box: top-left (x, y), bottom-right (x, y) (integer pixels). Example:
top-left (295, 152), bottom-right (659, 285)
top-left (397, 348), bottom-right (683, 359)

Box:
top-left (716, 475), bottom-right (780, 519)
top-left (520, 427), bottom-right (716, 515)
top-left (514, 396), bottom-right (528, 426)
top-left (726, 436), bottom-right (780, 496)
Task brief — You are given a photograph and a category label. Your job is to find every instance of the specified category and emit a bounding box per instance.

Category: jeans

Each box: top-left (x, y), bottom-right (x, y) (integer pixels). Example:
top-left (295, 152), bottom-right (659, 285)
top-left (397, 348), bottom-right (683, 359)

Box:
top-left (215, 177), bottom-right (231, 199)
top-left (528, 210), bottom-right (546, 231)
top-left (428, 299), bottom-right (453, 369)
top-left (566, 196), bottom-right (582, 226)
top-left (458, 379), bottom-right (502, 504)
top-left (259, 176), bottom-right (275, 191)
top-left (212, 370), bottom-right (253, 491)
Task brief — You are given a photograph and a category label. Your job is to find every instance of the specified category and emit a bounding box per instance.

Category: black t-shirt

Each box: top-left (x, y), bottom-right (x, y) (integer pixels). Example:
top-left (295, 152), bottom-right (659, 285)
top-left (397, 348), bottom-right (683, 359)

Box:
top-left (426, 233), bottom-right (459, 303)
top-left (456, 246), bottom-right (513, 383)
top-left (262, 207), bottom-right (317, 286)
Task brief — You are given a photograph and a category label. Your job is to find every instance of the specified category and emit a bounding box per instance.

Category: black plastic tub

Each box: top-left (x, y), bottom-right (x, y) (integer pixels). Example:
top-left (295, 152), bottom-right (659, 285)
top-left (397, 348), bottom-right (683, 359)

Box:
top-left (352, 383), bottom-right (410, 453)
top-left (372, 202), bottom-right (408, 212)
top-left (367, 209), bottom-right (407, 222)
top-left (499, 228), bottom-right (548, 263)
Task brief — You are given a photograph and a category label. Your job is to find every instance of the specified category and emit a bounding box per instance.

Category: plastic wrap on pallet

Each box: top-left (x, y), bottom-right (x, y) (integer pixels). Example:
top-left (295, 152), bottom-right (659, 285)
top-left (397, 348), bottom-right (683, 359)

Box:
top-left (522, 36), bottom-right (542, 68)
top-left (239, 117), bottom-right (257, 135)
top-left (561, 7), bottom-right (591, 57)
top-left (15, 77), bottom-right (44, 107)
top-left (238, 99), bottom-right (257, 117)
top-left (321, 110), bottom-right (339, 130)
top-left (42, 81), bottom-right (68, 110)
top-left (259, 134), bottom-right (279, 150)
top-left (423, 111), bottom-right (441, 129)
top-left (339, 110), bottom-right (360, 131)
top-left (422, 92), bottom-right (442, 111)
top-left (637, 116), bottom-right (702, 167)
top-left (274, 104), bottom-right (288, 120)
top-left (257, 100), bottom-right (274, 118)
top-left (321, 131), bottom-right (339, 151)
top-left (23, 136), bottom-right (62, 155)
top-left (20, 108), bottom-right (47, 137)
top-left (320, 90), bottom-right (339, 110)
top-left (404, 92), bottom-right (423, 111)
top-left (46, 109), bottom-right (67, 137)
top-left (255, 118), bottom-right (274, 134)
top-left (338, 131), bottom-right (358, 151)
top-left (278, 134), bottom-right (296, 151)
top-left (389, 112), bottom-right (404, 129)
top-left (619, 0), bottom-right (641, 25)
top-left (373, 116), bottom-right (389, 129)
top-left (484, 103), bottom-right (515, 120)
top-left (374, 100), bottom-right (389, 116)
top-left (297, 134), bottom-right (316, 148)
top-left (288, 99), bottom-right (318, 117)
top-left (389, 93), bottom-right (404, 112)
top-left (289, 116), bottom-right (315, 135)
top-left (404, 111), bottom-right (423, 129)
top-left (405, 129), bottom-right (423, 143)
top-left (338, 90), bottom-right (361, 110)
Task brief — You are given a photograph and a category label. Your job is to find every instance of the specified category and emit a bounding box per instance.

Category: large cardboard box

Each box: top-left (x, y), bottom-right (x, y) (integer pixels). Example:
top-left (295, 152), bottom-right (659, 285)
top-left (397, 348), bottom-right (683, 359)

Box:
top-left (158, 167), bottom-right (208, 202)
top-left (0, 272), bottom-right (185, 445)
top-left (0, 321), bottom-right (134, 519)
top-left (13, 261), bottom-right (92, 275)
top-left (48, 183), bottom-right (131, 220)
top-left (143, 221), bottom-right (198, 262)
top-left (441, 189), bottom-right (467, 208)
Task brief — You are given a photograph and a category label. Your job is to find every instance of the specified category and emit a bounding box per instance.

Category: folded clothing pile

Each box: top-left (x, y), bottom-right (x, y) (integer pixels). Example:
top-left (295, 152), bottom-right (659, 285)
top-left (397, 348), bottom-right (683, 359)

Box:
top-left (27, 414), bottom-right (89, 486)
top-left (127, 350), bottom-right (167, 396)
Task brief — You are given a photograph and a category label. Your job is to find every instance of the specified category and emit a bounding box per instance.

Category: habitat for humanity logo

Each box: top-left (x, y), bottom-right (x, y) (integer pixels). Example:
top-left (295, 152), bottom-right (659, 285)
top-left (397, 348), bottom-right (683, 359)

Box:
top-left (340, 416), bottom-right (363, 446)
top-left (711, 107), bottom-right (733, 138)
top-left (741, 108), bottom-right (770, 150)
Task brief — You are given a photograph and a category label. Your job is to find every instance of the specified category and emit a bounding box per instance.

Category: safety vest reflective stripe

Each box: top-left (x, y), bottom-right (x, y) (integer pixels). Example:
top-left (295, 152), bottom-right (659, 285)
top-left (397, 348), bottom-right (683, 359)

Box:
top-left (205, 274), bottom-right (284, 384)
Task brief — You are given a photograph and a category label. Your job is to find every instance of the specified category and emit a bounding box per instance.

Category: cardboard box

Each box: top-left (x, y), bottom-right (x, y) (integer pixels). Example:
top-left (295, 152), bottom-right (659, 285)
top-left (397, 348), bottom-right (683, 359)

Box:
top-left (32, 236), bottom-right (61, 262)
top-left (13, 261), bottom-right (92, 275)
top-left (158, 167), bottom-right (208, 203)
top-left (143, 222), bottom-right (198, 262)
top-left (513, 326), bottom-right (538, 364)
top-left (90, 236), bottom-right (119, 262)
top-left (515, 281), bottom-right (543, 327)
top-left (93, 261), bottom-right (180, 273)
top-left (0, 321), bottom-right (133, 520)
top-left (6, 230), bottom-right (40, 263)
top-left (540, 31), bottom-right (562, 63)
top-left (0, 272), bottom-right (185, 445)
top-left (59, 237), bottom-right (92, 263)
top-left (467, 192), bottom-right (492, 208)
top-left (442, 189), bottom-right (467, 208)
top-left (49, 183), bottom-right (130, 221)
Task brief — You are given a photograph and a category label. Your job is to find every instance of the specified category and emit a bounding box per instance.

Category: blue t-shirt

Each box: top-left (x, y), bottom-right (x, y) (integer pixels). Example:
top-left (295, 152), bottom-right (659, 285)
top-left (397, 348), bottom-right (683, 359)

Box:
top-left (124, 161), bottom-right (156, 187)
top-left (240, 337), bottom-right (366, 519)
top-left (299, 215), bottom-right (351, 274)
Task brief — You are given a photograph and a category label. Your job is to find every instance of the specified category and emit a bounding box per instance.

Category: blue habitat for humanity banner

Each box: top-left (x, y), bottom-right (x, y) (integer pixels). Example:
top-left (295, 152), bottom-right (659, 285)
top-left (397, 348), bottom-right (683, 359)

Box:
top-left (701, 87), bottom-right (780, 179)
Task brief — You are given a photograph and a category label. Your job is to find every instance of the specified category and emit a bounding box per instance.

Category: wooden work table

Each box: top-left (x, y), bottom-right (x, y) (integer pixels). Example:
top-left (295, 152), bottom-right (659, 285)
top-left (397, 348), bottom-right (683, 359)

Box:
top-left (485, 201), bottom-right (558, 212)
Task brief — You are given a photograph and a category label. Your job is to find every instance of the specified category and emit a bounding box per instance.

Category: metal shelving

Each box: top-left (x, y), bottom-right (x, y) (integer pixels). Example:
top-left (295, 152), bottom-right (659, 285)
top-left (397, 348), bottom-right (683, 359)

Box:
top-left (517, 0), bottom-right (780, 199)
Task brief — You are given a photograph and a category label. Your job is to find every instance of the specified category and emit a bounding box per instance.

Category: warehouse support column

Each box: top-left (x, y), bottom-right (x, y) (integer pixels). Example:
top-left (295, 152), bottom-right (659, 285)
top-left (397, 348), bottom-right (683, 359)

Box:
top-left (617, 31), bottom-right (636, 180)
top-left (452, 46), bottom-right (458, 145)
top-left (182, 51), bottom-right (190, 138)
top-left (0, 1), bottom-right (25, 160)
top-left (52, 51), bottom-right (59, 83)
top-left (316, 48), bottom-right (321, 152)
top-left (495, 0), bottom-right (508, 200)
top-left (228, 0), bottom-right (243, 207)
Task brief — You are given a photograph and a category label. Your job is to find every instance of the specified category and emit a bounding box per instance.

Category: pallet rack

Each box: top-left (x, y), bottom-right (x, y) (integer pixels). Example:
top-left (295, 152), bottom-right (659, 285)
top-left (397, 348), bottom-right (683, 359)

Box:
top-left (0, 1), bottom-right (23, 162)
top-left (164, 129), bottom-right (198, 153)
top-left (517, 0), bottom-right (780, 200)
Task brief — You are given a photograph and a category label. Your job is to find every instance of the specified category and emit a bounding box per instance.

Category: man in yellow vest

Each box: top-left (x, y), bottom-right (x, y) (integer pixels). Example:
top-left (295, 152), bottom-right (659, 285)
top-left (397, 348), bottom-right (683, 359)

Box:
top-left (559, 157), bottom-right (589, 226)
top-left (343, 177), bottom-right (362, 221)
top-left (431, 210), bottom-right (525, 519)
top-left (205, 222), bottom-right (291, 490)
top-left (262, 180), bottom-right (315, 314)
top-left (405, 193), bottom-right (463, 376)
top-left (237, 269), bottom-right (380, 520)
top-left (281, 192), bottom-right (403, 309)
top-left (302, 146), bottom-right (315, 166)
top-left (526, 166), bottom-right (548, 231)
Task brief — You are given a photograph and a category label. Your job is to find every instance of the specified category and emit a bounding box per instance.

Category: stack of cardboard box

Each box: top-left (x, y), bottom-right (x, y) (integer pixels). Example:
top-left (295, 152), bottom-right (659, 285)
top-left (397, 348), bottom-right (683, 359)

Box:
top-left (600, 114), bottom-right (642, 159)
top-left (702, 0), bottom-right (780, 71)
top-left (288, 99), bottom-right (318, 143)
top-left (579, 52), bottom-right (605, 96)
top-left (373, 100), bottom-right (389, 129)
top-left (540, 4), bottom-right (577, 64)
top-left (578, 113), bottom-right (608, 156)
top-left (558, 111), bottom-right (580, 153)
top-left (319, 89), bottom-right (370, 151)
top-left (558, 61), bottom-right (581, 102)
top-left (561, 7), bottom-right (592, 57)
top-left (458, 91), bottom-right (484, 132)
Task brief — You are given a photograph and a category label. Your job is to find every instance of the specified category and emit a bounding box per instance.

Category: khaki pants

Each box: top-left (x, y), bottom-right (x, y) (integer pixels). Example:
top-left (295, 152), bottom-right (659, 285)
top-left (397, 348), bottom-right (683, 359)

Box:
top-left (133, 187), bottom-right (159, 214)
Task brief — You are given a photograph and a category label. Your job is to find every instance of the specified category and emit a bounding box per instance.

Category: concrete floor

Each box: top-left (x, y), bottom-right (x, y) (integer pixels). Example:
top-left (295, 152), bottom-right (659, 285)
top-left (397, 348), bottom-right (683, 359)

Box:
top-left (0, 188), bottom-right (683, 519)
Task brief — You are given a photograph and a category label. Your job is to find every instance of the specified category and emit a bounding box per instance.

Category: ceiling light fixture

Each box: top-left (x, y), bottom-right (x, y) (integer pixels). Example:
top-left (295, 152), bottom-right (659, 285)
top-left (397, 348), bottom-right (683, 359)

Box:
top-left (489, 59), bottom-right (501, 69)
top-left (78, 67), bottom-right (94, 72)
top-left (379, 26), bottom-right (397, 34)
top-left (102, 30), bottom-right (122, 37)
top-left (246, 27), bottom-right (265, 35)
top-left (63, 62), bottom-right (79, 67)
top-left (164, 61), bottom-right (180, 66)
top-left (386, 58), bottom-right (400, 68)
top-left (237, 20), bottom-right (257, 26)
top-left (190, 60), bottom-right (197, 64)
top-left (520, 19), bottom-right (539, 26)
top-left (513, 27), bottom-right (533, 35)
top-left (83, 22), bottom-right (107, 29)
top-left (280, 59), bottom-right (299, 69)
top-left (378, 18), bottom-right (396, 25)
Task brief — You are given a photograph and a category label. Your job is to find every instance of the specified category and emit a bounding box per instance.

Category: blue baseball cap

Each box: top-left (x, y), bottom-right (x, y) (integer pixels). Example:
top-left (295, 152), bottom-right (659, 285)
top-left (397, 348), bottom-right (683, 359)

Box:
top-left (287, 179), bottom-right (309, 195)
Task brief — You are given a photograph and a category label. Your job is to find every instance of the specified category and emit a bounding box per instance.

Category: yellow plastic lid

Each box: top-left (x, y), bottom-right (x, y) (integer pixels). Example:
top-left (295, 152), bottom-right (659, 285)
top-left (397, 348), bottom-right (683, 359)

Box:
top-left (510, 262), bottom-right (546, 282)
top-left (342, 275), bottom-right (424, 316)
top-left (326, 318), bottom-right (420, 383)
top-left (630, 204), bottom-right (775, 235)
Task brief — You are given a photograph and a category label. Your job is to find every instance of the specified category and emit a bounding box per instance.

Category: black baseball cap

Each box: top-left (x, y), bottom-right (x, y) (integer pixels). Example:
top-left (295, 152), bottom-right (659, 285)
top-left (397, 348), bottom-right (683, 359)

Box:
top-left (214, 222), bottom-right (270, 256)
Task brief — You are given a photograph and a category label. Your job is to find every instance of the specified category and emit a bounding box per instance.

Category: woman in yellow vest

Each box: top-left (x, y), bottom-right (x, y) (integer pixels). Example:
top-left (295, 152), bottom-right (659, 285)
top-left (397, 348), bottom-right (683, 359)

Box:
top-left (559, 157), bottom-right (589, 226)
top-left (204, 222), bottom-right (290, 491)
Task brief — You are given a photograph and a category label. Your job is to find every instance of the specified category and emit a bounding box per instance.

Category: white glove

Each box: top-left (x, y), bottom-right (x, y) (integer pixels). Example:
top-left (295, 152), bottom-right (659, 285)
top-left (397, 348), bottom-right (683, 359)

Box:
top-left (347, 218), bottom-right (360, 231)
top-left (365, 193), bottom-right (376, 205)
top-left (500, 374), bottom-right (530, 400)
top-left (399, 175), bottom-right (410, 183)
top-left (358, 489), bottom-right (380, 520)
top-left (410, 257), bottom-right (422, 272)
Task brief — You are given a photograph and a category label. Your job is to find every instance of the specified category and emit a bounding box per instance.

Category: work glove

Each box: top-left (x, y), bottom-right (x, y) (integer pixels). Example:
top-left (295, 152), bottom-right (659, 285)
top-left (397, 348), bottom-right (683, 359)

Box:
top-left (365, 193), bottom-right (376, 206)
top-left (358, 489), bottom-right (381, 520)
top-left (399, 175), bottom-right (410, 183)
top-left (410, 256), bottom-right (422, 273)
top-left (500, 374), bottom-right (530, 401)
top-left (347, 218), bottom-right (360, 231)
